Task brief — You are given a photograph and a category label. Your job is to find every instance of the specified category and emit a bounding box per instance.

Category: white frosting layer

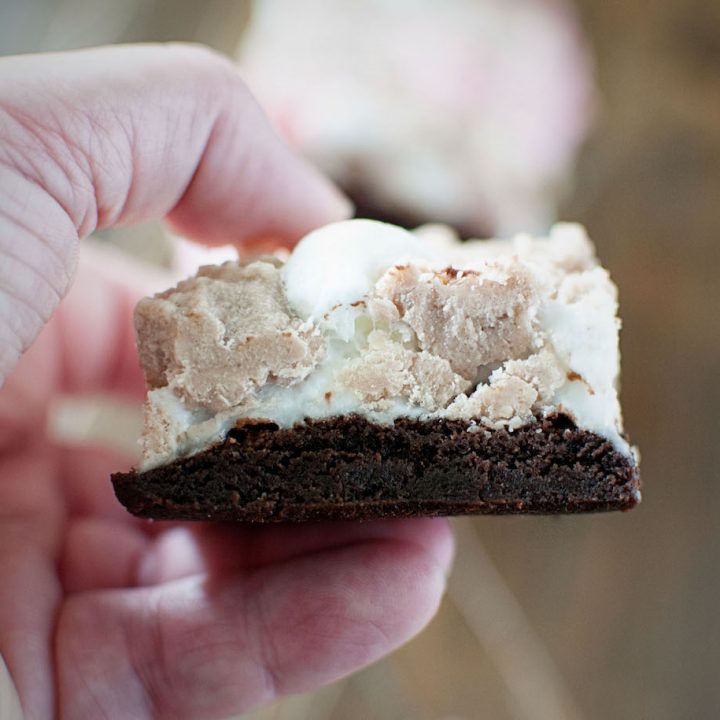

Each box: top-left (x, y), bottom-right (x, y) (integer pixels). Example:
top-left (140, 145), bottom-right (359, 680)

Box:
top-left (138, 221), bottom-right (630, 470)
top-left (283, 220), bottom-right (436, 319)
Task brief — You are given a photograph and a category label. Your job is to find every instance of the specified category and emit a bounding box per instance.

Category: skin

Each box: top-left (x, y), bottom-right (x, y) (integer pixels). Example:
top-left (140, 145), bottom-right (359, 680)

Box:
top-left (0, 45), bottom-right (454, 719)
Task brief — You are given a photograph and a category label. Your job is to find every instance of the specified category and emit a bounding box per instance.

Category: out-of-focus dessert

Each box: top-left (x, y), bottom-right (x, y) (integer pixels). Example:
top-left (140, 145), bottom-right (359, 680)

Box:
top-left (238, 0), bottom-right (594, 236)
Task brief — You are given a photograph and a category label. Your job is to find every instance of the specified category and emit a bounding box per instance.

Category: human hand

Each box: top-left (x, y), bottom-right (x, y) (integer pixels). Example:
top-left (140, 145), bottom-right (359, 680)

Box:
top-left (0, 45), bottom-right (454, 719)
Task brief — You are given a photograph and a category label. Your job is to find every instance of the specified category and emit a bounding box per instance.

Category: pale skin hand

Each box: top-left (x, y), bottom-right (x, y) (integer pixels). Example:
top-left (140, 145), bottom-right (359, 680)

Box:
top-left (0, 45), bottom-right (454, 719)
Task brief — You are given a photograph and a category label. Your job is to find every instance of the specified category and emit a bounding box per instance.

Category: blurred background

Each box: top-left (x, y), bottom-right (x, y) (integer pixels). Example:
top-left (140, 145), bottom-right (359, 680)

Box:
top-left (2, 0), bottom-right (719, 718)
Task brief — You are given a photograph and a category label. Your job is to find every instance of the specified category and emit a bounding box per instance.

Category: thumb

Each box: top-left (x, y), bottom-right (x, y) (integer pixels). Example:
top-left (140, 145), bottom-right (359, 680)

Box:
top-left (0, 43), bottom-right (351, 386)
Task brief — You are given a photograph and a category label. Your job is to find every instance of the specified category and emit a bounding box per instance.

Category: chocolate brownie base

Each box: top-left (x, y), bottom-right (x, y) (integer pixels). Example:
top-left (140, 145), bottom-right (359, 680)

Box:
top-left (341, 180), bottom-right (489, 240)
top-left (112, 415), bottom-right (640, 521)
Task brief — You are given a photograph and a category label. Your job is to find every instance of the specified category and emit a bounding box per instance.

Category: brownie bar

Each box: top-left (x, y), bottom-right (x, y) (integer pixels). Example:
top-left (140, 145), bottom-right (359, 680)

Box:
top-left (111, 415), bottom-right (640, 522)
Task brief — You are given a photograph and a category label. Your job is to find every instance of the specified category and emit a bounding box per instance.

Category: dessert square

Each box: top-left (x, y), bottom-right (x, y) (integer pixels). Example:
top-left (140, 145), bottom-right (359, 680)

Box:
top-left (112, 220), bottom-right (640, 520)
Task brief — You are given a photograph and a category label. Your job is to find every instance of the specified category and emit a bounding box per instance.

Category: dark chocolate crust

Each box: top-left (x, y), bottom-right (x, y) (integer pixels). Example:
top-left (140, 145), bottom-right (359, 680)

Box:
top-left (111, 415), bottom-right (640, 522)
